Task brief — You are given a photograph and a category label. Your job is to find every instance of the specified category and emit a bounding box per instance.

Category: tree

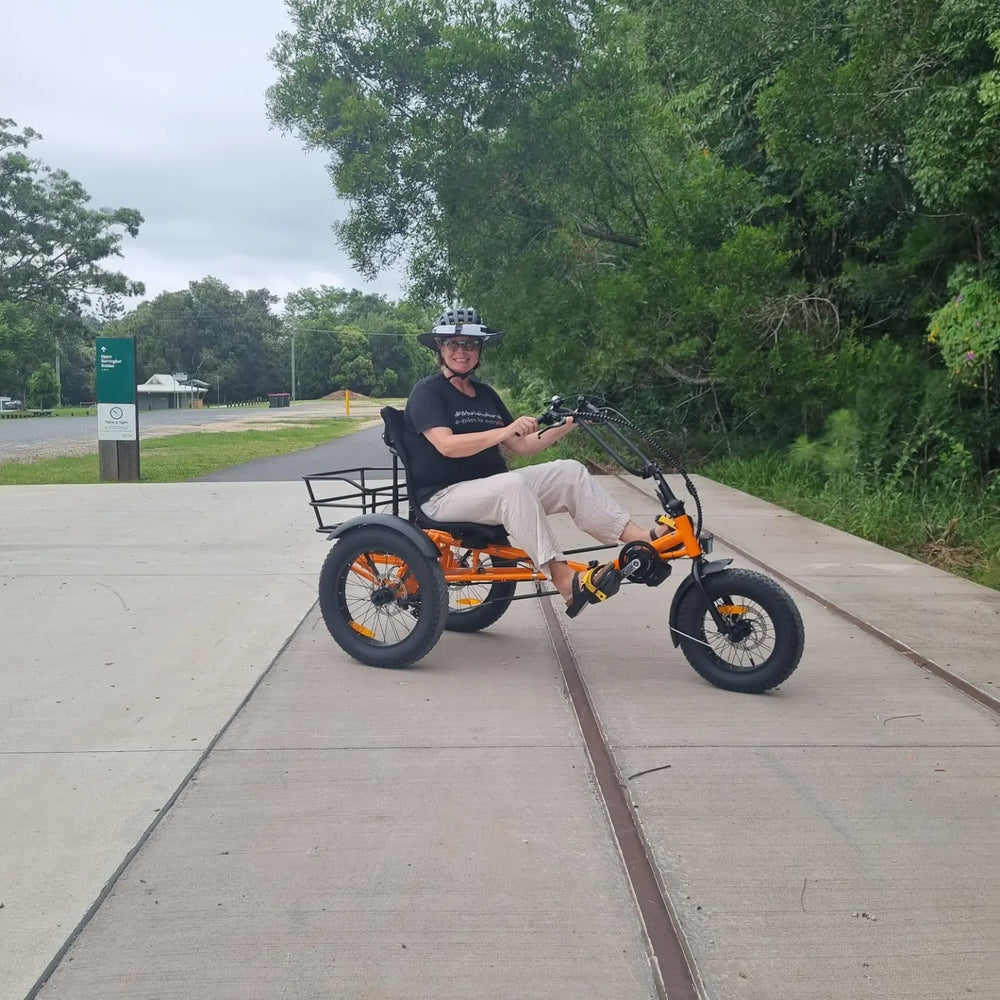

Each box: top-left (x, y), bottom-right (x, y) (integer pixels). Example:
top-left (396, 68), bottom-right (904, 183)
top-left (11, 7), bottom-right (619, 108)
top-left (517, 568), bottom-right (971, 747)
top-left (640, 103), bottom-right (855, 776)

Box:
top-left (267, 1), bottom-right (798, 429)
top-left (0, 301), bottom-right (33, 398)
top-left (27, 362), bottom-right (59, 408)
top-left (283, 287), bottom-right (433, 397)
top-left (0, 119), bottom-right (144, 311)
top-left (268, 0), bottom-right (1000, 474)
top-left (105, 277), bottom-right (285, 402)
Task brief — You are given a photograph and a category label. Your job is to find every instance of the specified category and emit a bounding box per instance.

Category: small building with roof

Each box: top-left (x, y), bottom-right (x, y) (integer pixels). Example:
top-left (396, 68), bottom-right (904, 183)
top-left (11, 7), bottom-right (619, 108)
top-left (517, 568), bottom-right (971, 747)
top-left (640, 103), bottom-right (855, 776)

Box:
top-left (137, 374), bottom-right (210, 411)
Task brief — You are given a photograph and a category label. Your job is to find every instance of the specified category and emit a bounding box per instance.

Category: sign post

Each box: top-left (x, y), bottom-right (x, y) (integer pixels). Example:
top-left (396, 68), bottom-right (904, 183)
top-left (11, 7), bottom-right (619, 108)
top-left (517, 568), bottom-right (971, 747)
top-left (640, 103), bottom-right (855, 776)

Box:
top-left (96, 337), bottom-right (139, 481)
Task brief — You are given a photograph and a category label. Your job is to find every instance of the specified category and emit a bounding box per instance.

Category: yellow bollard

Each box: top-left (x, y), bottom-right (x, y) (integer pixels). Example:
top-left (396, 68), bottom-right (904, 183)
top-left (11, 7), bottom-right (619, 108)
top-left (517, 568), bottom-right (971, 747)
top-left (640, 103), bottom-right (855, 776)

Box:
top-left (345, 389), bottom-right (350, 416)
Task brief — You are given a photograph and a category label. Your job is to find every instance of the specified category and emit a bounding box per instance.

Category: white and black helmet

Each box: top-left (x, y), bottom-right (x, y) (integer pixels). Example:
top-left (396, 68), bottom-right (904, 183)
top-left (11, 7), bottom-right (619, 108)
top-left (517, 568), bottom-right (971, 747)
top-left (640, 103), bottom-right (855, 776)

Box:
top-left (438, 307), bottom-right (482, 326)
top-left (416, 305), bottom-right (505, 349)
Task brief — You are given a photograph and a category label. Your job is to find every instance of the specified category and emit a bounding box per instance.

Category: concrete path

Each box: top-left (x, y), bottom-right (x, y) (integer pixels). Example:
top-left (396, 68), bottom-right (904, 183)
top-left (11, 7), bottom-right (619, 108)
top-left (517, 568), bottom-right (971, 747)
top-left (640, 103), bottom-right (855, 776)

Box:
top-left (1, 474), bottom-right (997, 999)
top-left (0, 483), bottom-right (319, 999)
top-left (569, 477), bottom-right (1000, 999)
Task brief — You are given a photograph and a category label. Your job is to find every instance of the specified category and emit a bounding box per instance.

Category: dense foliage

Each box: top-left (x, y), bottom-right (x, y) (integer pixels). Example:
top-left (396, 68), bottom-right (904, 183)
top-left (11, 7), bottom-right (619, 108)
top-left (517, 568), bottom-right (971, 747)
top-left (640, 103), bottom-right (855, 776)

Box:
top-left (99, 281), bottom-right (433, 403)
top-left (283, 287), bottom-right (436, 399)
top-left (0, 120), bottom-right (430, 406)
top-left (268, 0), bottom-right (1000, 485)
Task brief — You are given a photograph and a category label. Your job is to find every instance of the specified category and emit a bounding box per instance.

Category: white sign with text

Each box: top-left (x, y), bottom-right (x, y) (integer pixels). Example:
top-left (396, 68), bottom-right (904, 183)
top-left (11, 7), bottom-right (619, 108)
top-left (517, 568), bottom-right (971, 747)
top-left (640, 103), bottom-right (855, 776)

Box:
top-left (97, 403), bottom-right (137, 441)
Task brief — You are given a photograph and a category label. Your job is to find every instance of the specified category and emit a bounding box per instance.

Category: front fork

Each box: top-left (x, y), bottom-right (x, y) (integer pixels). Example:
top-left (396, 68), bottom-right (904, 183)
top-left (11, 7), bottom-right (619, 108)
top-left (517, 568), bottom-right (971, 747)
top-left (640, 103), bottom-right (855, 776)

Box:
top-left (668, 556), bottom-right (734, 647)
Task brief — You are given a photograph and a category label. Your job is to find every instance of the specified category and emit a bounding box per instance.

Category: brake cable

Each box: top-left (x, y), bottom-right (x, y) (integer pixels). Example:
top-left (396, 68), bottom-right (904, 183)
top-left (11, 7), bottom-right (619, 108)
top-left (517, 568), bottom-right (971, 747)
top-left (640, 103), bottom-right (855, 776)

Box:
top-left (561, 396), bottom-right (705, 538)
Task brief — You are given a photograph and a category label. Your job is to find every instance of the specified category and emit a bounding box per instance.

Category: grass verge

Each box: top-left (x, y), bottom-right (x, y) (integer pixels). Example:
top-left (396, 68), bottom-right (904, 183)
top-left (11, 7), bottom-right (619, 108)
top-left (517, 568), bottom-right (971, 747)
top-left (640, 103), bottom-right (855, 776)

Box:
top-left (702, 453), bottom-right (1000, 590)
top-left (0, 419), bottom-right (365, 485)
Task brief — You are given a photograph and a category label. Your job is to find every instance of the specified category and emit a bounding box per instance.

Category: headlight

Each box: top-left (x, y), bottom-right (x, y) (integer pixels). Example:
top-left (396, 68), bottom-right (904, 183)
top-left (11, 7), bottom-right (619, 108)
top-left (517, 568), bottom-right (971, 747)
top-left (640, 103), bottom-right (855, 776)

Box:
top-left (699, 532), bottom-right (714, 554)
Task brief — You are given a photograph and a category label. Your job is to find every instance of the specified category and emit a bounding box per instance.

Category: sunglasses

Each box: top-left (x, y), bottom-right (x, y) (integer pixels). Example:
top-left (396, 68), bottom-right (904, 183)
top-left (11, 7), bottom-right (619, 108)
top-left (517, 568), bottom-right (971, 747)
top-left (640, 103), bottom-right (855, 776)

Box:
top-left (438, 338), bottom-right (482, 351)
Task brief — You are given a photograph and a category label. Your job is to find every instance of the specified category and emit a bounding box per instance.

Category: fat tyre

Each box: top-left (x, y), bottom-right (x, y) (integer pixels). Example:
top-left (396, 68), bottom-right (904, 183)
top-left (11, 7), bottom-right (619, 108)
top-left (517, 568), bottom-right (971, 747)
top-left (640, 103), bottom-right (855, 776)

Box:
top-left (445, 553), bottom-right (517, 633)
top-left (319, 525), bottom-right (447, 668)
top-left (674, 568), bottom-right (804, 693)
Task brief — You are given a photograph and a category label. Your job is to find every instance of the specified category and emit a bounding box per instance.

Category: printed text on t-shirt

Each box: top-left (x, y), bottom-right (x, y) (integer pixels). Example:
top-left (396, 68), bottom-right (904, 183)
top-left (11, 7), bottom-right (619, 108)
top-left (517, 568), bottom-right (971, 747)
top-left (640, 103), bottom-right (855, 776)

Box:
top-left (453, 408), bottom-right (504, 428)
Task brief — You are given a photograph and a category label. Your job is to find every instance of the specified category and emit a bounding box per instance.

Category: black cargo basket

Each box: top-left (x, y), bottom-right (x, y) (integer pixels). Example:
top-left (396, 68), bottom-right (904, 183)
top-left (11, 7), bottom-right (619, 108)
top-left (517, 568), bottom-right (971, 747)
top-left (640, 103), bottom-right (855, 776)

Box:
top-left (303, 459), bottom-right (407, 532)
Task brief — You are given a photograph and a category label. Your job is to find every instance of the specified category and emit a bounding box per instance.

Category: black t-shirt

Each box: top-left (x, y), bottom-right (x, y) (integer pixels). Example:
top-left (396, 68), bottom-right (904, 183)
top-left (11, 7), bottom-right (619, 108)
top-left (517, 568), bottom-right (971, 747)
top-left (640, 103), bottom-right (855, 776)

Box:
top-left (404, 374), bottom-right (514, 503)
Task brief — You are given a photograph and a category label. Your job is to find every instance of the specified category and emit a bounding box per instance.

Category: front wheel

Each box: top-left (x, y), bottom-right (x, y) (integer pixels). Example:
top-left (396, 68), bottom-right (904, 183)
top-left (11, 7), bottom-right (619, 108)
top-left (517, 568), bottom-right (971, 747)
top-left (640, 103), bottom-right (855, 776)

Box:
top-left (318, 526), bottom-right (447, 668)
top-left (673, 568), bottom-right (804, 693)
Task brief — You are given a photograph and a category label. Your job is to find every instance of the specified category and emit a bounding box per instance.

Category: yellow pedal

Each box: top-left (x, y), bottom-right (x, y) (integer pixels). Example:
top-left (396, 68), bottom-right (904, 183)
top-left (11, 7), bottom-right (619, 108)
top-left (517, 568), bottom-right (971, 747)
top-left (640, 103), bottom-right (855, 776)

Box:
top-left (582, 562), bottom-right (620, 602)
top-left (349, 621), bottom-right (376, 638)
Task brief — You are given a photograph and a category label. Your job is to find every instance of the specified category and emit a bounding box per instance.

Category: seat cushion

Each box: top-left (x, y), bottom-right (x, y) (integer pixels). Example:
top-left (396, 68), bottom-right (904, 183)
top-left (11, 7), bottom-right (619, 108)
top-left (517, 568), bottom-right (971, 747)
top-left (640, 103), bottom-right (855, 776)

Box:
top-left (412, 510), bottom-right (509, 549)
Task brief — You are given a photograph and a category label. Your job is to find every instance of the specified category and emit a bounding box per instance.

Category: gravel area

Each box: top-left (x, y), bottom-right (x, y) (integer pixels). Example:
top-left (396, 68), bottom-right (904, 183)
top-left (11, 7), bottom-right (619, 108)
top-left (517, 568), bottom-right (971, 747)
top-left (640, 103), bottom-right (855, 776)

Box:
top-left (0, 401), bottom-right (376, 464)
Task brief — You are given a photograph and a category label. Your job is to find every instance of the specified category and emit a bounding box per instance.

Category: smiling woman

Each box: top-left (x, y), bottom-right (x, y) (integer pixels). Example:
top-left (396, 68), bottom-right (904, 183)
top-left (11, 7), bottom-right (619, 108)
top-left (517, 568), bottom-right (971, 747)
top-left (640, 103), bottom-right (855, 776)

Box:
top-left (400, 308), bottom-right (679, 616)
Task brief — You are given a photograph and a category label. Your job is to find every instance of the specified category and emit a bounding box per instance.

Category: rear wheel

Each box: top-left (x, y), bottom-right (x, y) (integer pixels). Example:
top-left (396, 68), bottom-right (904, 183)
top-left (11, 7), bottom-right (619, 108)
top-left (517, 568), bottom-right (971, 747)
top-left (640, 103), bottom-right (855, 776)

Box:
top-left (318, 526), bottom-right (447, 668)
top-left (674, 568), bottom-right (804, 693)
top-left (445, 551), bottom-right (517, 632)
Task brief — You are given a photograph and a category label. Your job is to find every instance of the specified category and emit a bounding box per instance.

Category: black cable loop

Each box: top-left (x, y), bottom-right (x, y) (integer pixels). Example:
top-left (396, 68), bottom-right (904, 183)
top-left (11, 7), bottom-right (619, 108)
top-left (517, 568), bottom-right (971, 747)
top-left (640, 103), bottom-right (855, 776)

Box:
top-left (568, 398), bottom-right (704, 537)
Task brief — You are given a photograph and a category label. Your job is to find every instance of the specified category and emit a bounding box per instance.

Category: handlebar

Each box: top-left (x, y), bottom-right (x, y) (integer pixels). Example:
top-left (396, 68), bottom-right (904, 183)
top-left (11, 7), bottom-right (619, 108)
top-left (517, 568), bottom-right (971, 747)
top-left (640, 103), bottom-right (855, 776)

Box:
top-left (536, 395), bottom-right (602, 433)
top-left (532, 393), bottom-right (692, 523)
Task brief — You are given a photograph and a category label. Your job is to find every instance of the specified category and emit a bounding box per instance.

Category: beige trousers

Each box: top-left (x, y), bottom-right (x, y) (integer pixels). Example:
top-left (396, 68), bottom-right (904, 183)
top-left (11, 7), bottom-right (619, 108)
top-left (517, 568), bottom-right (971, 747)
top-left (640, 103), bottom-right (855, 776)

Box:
top-left (421, 459), bottom-right (631, 567)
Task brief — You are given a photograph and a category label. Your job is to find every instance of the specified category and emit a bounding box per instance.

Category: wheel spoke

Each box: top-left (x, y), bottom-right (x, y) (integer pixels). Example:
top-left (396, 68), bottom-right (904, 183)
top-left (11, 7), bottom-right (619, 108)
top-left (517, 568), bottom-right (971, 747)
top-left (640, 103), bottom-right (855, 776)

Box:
top-left (449, 548), bottom-right (491, 614)
top-left (444, 549), bottom-right (515, 629)
top-left (339, 548), bottom-right (420, 648)
top-left (700, 594), bottom-right (777, 672)
top-left (674, 568), bottom-right (804, 692)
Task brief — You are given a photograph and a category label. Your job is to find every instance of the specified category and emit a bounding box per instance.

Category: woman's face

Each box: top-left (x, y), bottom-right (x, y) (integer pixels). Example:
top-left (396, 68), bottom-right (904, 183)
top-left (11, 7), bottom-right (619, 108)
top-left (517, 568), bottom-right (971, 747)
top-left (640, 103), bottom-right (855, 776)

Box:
top-left (439, 337), bottom-right (482, 375)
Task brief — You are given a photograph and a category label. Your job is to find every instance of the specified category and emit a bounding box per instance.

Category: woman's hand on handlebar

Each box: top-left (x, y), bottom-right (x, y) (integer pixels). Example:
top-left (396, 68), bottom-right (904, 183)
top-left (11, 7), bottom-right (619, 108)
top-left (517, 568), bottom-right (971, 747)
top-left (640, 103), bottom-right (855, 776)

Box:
top-left (506, 412), bottom-right (574, 455)
top-left (537, 395), bottom-right (594, 430)
top-left (537, 414), bottom-right (575, 436)
top-left (507, 414), bottom-right (539, 440)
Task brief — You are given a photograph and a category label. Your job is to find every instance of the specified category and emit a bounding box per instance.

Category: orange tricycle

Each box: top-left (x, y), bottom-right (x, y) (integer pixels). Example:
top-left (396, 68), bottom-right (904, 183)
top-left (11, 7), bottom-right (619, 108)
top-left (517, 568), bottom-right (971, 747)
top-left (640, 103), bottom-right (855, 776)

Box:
top-left (304, 396), bottom-right (804, 692)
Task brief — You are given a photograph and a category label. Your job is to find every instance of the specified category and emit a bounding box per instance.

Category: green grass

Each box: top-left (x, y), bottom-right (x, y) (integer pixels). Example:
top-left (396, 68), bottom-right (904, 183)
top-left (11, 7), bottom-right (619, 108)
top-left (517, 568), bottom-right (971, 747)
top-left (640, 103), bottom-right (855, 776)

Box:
top-left (0, 419), bottom-right (366, 485)
top-left (702, 453), bottom-right (1000, 590)
top-left (50, 406), bottom-right (97, 417)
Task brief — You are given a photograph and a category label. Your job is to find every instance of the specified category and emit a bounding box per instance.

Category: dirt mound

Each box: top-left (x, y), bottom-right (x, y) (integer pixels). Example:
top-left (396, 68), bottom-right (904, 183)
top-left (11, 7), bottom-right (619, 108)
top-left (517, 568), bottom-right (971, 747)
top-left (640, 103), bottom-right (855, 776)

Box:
top-left (323, 389), bottom-right (371, 400)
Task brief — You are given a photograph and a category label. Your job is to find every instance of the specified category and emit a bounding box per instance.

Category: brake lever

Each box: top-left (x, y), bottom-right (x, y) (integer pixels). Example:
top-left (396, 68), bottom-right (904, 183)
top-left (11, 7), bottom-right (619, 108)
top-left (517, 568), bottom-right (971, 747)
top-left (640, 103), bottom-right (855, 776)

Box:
top-left (537, 416), bottom-right (568, 436)
top-left (514, 413), bottom-right (561, 438)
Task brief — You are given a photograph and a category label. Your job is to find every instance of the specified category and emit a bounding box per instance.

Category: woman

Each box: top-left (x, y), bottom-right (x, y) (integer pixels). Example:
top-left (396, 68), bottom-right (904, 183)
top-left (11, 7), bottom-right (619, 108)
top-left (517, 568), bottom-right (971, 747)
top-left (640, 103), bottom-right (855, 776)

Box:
top-left (403, 307), bottom-right (667, 616)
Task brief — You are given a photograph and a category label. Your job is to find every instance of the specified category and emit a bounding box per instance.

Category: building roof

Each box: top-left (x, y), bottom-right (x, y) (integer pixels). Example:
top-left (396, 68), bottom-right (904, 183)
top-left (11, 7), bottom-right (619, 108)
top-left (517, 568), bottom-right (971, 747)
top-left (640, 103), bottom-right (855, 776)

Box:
top-left (137, 375), bottom-right (207, 395)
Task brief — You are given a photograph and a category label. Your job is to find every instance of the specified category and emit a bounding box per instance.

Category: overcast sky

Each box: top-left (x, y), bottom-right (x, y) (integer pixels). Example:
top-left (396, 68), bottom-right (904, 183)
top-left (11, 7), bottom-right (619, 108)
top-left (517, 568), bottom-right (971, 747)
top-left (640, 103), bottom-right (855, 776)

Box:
top-left (2, 0), bottom-right (406, 308)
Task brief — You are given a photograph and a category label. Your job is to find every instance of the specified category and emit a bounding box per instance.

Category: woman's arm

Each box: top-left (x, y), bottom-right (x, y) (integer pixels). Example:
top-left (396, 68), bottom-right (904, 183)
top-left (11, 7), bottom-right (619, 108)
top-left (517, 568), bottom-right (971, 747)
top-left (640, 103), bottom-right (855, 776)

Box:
top-left (423, 414), bottom-right (538, 458)
top-left (503, 416), bottom-right (575, 456)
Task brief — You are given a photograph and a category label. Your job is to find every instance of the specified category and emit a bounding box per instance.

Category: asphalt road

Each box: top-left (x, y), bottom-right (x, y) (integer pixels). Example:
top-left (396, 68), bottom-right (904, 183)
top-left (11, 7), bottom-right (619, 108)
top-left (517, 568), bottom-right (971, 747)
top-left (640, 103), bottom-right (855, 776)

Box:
top-left (0, 408), bottom-right (268, 460)
top-left (193, 423), bottom-right (395, 482)
top-left (0, 400), bottom-right (389, 467)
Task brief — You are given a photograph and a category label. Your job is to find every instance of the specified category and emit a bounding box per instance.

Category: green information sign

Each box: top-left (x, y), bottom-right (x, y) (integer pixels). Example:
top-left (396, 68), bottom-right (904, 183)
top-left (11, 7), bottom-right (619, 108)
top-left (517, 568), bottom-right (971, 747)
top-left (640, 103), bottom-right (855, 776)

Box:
top-left (96, 337), bottom-right (138, 442)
